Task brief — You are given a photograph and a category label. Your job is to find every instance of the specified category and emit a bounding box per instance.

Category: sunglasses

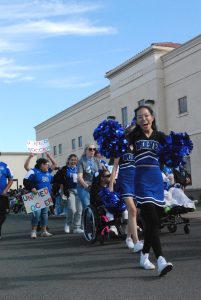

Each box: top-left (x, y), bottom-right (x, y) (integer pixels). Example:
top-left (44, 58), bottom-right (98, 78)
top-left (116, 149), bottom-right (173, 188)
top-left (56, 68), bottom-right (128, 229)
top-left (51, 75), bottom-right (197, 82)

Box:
top-left (88, 148), bottom-right (96, 151)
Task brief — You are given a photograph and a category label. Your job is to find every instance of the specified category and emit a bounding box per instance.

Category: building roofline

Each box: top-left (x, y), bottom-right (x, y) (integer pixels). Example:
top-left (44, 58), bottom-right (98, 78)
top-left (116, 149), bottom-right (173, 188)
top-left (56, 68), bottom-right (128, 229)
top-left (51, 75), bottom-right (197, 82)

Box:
top-left (161, 34), bottom-right (201, 62)
top-left (0, 152), bottom-right (30, 156)
top-left (105, 44), bottom-right (180, 79)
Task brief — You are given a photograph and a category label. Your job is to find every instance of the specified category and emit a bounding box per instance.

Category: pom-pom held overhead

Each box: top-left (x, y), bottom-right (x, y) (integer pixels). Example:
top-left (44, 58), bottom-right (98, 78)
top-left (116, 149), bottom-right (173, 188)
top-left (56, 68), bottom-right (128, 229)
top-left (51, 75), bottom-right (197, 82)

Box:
top-left (93, 119), bottom-right (129, 158)
top-left (158, 131), bottom-right (193, 168)
top-left (98, 187), bottom-right (127, 214)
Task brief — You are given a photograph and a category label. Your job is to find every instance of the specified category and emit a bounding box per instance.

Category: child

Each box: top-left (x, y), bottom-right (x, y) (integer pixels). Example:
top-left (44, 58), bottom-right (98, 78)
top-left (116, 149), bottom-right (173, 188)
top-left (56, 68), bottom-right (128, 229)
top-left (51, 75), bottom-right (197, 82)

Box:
top-left (90, 169), bottom-right (125, 236)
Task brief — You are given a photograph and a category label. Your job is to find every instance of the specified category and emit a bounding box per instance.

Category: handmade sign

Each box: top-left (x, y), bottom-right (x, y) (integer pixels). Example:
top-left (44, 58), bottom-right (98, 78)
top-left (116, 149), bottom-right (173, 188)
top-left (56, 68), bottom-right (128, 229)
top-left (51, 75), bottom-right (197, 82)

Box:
top-left (22, 187), bottom-right (53, 214)
top-left (26, 139), bottom-right (50, 153)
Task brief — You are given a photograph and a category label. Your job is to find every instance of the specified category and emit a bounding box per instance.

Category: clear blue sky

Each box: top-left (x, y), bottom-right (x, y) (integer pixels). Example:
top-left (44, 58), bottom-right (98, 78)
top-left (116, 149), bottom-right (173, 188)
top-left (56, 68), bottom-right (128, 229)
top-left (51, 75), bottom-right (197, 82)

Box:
top-left (0, 0), bottom-right (201, 152)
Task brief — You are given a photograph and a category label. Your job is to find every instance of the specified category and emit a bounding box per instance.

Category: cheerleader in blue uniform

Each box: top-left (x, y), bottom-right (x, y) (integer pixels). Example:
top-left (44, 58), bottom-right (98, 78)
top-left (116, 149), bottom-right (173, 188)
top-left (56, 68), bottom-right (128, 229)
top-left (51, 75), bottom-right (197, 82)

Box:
top-left (109, 125), bottom-right (143, 252)
top-left (128, 105), bottom-right (173, 276)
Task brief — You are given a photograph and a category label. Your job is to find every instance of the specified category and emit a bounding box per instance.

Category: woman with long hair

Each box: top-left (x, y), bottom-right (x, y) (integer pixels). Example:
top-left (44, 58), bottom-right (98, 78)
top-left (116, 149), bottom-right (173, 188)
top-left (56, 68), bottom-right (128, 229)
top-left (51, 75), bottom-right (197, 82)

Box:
top-left (128, 105), bottom-right (173, 276)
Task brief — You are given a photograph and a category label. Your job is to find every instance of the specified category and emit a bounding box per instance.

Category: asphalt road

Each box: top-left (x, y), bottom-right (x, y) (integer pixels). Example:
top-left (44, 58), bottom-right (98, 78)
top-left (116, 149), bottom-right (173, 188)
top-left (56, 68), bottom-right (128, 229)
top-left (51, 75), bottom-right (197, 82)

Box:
top-left (0, 212), bottom-right (201, 300)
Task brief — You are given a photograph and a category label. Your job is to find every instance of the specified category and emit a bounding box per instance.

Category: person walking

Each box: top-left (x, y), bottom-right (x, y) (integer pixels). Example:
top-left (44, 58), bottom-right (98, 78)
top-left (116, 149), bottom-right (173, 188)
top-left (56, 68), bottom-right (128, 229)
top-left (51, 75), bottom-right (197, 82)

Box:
top-left (109, 130), bottom-right (143, 252)
top-left (77, 144), bottom-right (102, 209)
top-left (0, 161), bottom-right (13, 239)
top-left (128, 105), bottom-right (173, 276)
top-left (54, 154), bottom-right (83, 234)
top-left (23, 155), bottom-right (57, 239)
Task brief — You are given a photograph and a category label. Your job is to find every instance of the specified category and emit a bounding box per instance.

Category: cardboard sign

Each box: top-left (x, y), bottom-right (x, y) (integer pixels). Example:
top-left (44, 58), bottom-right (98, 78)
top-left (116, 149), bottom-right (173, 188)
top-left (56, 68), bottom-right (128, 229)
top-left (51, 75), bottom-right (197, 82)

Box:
top-left (26, 139), bottom-right (50, 153)
top-left (22, 187), bottom-right (53, 214)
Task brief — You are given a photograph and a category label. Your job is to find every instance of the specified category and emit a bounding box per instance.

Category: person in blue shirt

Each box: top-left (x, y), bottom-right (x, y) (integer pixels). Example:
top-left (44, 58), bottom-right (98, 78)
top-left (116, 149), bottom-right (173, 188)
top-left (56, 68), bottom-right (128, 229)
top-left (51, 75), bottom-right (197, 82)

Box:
top-left (54, 154), bottom-right (83, 234)
top-left (0, 161), bottom-right (14, 239)
top-left (23, 157), bottom-right (56, 239)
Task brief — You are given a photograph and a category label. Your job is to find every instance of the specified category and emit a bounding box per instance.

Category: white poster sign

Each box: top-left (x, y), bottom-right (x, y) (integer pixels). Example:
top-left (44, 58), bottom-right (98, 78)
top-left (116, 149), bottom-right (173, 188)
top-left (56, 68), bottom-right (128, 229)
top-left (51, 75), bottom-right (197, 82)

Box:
top-left (26, 139), bottom-right (50, 153)
top-left (22, 187), bottom-right (53, 214)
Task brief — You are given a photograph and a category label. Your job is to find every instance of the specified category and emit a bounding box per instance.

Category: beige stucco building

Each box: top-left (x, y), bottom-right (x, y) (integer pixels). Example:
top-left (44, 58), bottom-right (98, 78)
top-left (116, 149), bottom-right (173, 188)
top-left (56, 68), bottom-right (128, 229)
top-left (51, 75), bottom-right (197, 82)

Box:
top-left (35, 34), bottom-right (201, 200)
top-left (0, 152), bottom-right (37, 188)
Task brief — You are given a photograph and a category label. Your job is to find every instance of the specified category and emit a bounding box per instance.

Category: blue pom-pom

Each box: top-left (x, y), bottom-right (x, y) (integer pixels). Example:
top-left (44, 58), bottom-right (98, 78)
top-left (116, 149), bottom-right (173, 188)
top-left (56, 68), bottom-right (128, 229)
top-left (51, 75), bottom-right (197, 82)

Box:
top-left (98, 187), bottom-right (127, 214)
top-left (93, 119), bottom-right (129, 158)
top-left (158, 131), bottom-right (193, 168)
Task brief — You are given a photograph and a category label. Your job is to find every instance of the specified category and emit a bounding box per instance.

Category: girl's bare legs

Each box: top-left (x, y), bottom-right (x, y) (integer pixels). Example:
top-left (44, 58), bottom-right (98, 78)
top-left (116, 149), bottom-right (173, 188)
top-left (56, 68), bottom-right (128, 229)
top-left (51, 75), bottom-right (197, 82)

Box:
top-left (124, 197), bottom-right (139, 242)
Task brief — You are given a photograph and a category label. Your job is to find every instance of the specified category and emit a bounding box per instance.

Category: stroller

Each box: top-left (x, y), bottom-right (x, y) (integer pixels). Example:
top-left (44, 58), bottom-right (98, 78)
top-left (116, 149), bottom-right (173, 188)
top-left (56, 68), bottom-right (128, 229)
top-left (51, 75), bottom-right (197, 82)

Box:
top-left (159, 206), bottom-right (194, 234)
top-left (159, 184), bottom-right (196, 234)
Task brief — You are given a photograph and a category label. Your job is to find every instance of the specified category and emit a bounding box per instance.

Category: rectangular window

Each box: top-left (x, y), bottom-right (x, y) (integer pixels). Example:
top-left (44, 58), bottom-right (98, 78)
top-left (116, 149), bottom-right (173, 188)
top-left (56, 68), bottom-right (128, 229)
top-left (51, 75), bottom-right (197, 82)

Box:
top-left (121, 106), bottom-right (128, 128)
top-left (53, 146), bottom-right (57, 156)
top-left (178, 96), bottom-right (187, 114)
top-left (138, 99), bottom-right (145, 106)
top-left (58, 144), bottom-right (62, 154)
top-left (72, 138), bottom-right (76, 150)
top-left (78, 136), bottom-right (82, 148)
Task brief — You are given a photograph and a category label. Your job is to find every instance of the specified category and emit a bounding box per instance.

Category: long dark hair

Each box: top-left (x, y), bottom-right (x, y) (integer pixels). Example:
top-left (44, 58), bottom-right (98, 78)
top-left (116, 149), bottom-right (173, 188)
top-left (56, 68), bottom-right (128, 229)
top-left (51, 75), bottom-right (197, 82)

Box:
top-left (67, 154), bottom-right (78, 165)
top-left (90, 169), bottom-right (108, 200)
top-left (127, 105), bottom-right (157, 141)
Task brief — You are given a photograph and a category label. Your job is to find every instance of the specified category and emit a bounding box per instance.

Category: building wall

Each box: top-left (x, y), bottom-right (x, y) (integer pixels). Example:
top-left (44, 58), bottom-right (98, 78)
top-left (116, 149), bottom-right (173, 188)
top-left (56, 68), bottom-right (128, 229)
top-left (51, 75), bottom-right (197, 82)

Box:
top-left (162, 35), bottom-right (201, 189)
top-left (0, 152), bottom-right (37, 188)
top-left (35, 35), bottom-right (201, 200)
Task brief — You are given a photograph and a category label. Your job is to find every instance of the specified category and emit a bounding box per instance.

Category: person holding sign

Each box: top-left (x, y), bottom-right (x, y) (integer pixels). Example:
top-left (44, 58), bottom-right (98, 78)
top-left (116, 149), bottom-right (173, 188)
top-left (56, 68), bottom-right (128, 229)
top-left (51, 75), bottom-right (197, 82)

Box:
top-left (23, 156), bottom-right (57, 239)
top-left (0, 161), bottom-right (13, 240)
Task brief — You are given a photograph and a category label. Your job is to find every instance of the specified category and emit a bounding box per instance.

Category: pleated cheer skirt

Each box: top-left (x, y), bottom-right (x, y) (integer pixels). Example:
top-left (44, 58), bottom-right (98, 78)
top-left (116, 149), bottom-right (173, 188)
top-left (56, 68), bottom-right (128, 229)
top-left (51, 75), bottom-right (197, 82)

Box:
top-left (135, 166), bottom-right (165, 207)
top-left (117, 166), bottom-right (135, 199)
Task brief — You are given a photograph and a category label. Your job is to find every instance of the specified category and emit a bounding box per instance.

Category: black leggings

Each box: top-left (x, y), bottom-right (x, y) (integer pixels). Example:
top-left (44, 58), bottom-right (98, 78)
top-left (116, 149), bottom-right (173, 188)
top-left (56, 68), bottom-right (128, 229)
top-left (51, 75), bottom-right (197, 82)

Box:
top-left (0, 211), bottom-right (7, 236)
top-left (141, 203), bottom-right (164, 258)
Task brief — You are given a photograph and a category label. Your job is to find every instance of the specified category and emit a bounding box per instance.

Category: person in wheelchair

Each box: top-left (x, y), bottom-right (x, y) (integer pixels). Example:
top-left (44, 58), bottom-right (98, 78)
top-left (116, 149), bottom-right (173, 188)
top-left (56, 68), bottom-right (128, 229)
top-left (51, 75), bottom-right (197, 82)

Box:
top-left (90, 169), bottom-right (120, 236)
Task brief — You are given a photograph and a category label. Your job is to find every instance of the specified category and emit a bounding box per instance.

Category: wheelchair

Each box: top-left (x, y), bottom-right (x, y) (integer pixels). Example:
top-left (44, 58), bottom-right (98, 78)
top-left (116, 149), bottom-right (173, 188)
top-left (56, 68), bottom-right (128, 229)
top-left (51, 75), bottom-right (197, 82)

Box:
top-left (83, 204), bottom-right (127, 245)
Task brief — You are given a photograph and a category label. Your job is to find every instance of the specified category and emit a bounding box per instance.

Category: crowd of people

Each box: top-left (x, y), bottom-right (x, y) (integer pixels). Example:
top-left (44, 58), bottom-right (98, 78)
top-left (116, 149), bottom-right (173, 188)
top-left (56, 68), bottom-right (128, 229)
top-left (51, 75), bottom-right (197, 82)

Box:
top-left (0, 105), bottom-right (196, 277)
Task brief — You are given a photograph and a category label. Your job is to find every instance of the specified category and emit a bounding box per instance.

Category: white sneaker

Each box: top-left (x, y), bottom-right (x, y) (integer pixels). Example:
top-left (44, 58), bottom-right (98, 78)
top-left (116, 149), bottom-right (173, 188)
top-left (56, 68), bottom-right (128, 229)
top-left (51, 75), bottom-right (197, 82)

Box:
top-left (41, 231), bottom-right (53, 237)
top-left (125, 237), bottom-right (134, 249)
top-left (73, 228), bottom-right (84, 234)
top-left (157, 256), bottom-right (173, 276)
top-left (64, 223), bottom-right (70, 233)
top-left (31, 230), bottom-right (37, 239)
top-left (133, 241), bottom-right (144, 253)
top-left (109, 225), bottom-right (118, 236)
top-left (140, 252), bottom-right (155, 270)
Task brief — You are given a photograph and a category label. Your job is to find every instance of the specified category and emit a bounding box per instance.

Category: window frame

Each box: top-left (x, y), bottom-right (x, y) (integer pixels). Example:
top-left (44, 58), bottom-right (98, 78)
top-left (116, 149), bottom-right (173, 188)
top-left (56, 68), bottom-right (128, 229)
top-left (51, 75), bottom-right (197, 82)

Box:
top-left (121, 106), bottom-right (128, 128)
top-left (178, 96), bottom-right (188, 114)
top-left (72, 138), bottom-right (76, 150)
top-left (78, 136), bottom-right (82, 148)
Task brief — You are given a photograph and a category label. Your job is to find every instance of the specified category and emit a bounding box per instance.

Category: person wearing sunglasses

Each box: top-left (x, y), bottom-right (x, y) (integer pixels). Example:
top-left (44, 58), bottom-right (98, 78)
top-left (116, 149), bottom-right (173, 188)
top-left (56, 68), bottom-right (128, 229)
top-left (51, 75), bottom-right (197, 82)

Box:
top-left (90, 169), bottom-right (118, 236)
top-left (77, 144), bottom-right (102, 209)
